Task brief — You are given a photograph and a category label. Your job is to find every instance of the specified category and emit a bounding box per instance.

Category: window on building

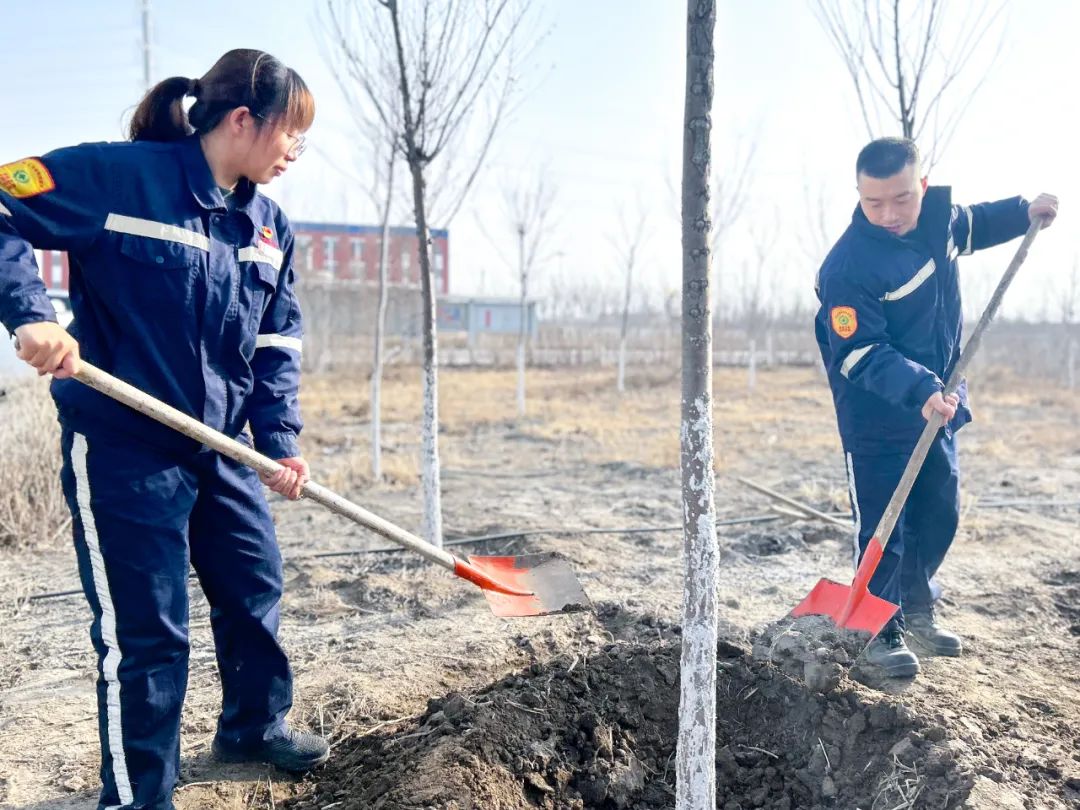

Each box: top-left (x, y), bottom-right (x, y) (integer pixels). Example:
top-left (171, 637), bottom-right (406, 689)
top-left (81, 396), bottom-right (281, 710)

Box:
top-left (296, 235), bottom-right (314, 272)
top-left (351, 237), bottom-right (366, 276)
top-left (401, 246), bottom-right (412, 281)
top-left (323, 236), bottom-right (338, 273)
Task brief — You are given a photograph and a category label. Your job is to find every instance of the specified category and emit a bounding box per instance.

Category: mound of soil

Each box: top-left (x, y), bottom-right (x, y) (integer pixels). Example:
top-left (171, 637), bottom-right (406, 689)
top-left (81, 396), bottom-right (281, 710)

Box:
top-left (291, 639), bottom-right (971, 810)
top-left (751, 615), bottom-right (875, 693)
top-left (1046, 569), bottom-right (1080, 636)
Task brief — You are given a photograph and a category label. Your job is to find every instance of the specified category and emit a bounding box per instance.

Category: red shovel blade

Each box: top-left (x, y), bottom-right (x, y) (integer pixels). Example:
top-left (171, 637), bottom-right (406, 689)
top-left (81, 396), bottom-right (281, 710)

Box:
top-left (789, 536), bottom-right (898, 637)
top-left (790, 578), bottom-right (899, 636)
top-left (454, 552), bottom-right (591, 618)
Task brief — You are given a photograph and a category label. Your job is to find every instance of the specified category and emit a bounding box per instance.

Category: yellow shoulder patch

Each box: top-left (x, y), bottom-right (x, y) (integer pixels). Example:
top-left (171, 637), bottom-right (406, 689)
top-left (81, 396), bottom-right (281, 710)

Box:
top-left (830, 306), bottom-right (858, 339)
top-left (0, 158), bottom-right (55, 199)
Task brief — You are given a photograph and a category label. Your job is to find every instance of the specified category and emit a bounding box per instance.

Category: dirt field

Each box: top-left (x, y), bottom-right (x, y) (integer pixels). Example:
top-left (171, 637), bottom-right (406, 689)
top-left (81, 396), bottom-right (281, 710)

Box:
top-left (0, 364), bottom-right (1077, 809)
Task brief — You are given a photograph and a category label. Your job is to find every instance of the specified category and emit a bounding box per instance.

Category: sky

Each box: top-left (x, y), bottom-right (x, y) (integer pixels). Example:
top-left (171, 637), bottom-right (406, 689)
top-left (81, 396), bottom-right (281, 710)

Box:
top-left (1, 0), bottom-right (1077, 320)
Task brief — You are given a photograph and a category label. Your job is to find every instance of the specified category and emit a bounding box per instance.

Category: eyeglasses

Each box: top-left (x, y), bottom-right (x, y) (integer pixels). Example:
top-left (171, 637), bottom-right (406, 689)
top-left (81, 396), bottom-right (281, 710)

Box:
top-left (251, 111), bottom-right (307, 158)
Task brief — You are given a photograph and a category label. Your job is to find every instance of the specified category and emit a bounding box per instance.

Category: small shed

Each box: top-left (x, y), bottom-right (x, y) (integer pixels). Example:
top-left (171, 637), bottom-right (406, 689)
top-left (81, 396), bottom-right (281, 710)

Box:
top-left (437, 296), bottom-right (539, 343)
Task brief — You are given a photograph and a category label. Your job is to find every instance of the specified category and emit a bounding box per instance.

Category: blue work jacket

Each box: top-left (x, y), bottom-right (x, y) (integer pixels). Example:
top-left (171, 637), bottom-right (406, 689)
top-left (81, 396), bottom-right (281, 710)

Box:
top-left (815, 186), bottom-right (1030, 454)
top-left (0, 135), bottom-right (303, 458)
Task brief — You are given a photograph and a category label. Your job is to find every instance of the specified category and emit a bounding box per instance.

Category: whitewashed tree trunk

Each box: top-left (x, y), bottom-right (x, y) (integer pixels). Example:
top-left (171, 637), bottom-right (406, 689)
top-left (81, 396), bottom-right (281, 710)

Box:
top-left (517, 225), bottom-right (527, 417)
top-left (747, 337), bottom-right (757, 392)
top-left (617, 337), bottom-right (627, 393)
top-left (371, 152), bottom-right (395, 481)
top-left (409, 159), bottom-right (443, 548)
top-left (765, 329), bottom-right (775, 367)
top-left (1067, 334), bottom-right (1076, 391)
top-left (618, 270), bottom-right (632, 393)
top-left (676, 1), bottom-right (718, 808)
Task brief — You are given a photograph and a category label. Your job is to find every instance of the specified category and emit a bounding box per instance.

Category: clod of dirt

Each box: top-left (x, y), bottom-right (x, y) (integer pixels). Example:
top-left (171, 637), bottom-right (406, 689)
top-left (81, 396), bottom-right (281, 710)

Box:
top-left (289, 639), bottom-right (969, 810)
top-left (752, 615), bottom-right (871, 693)
top-left (733, 527), bottom-right (807, 557)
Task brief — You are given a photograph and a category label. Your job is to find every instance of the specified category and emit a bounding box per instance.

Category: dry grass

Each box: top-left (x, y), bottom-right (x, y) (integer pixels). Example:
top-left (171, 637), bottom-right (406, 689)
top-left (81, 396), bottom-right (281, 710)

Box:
top-left (0, 379), bottom-right (69, 550)
top-left (299, 364), bottom-right (842, 474)
top-left (4, 362), bottom-right (1062, 549)
top-left (872, 756), bottom-right (925, 810)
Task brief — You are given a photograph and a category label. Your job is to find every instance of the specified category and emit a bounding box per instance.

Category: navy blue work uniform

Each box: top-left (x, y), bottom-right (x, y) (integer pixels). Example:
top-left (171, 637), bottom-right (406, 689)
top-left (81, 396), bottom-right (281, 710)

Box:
top-left (814, 187), bottom-right (1030, 627)
top-left (0, 137), bottom-right (304, 810)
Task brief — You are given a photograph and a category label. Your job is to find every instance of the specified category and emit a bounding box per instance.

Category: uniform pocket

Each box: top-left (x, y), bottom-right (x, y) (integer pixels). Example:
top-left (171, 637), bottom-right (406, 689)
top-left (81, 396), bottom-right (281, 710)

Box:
top-left (115, 233), bottom-right (204, 309)
top-left (118, 233), bottom-right (203, 270)
top-left (244, 259), bottom-right (280, 333)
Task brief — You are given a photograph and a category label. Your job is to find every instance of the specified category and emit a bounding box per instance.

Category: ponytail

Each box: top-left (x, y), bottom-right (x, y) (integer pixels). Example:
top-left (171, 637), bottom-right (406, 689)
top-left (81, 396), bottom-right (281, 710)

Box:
top-left (129, 49), bottom-right (313, 144)
top-left (127, 50), bottom-right (313, 144)
top-left (128, 76), bottom-right (198, 142)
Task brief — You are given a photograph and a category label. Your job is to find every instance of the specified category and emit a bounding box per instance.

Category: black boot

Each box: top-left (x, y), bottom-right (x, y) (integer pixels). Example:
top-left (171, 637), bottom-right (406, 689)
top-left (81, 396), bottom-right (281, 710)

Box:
top-left (863, 622), bottom-right (920, 678)
top-left (906, 607), bottom-right (963, 656)
top-left (212, 727), bottom-right (329, 773)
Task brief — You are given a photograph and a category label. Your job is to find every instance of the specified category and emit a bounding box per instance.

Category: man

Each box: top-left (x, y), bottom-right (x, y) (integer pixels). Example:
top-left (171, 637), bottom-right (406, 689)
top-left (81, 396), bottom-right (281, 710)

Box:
top-left (814, 137), bottom-right (1057, 678)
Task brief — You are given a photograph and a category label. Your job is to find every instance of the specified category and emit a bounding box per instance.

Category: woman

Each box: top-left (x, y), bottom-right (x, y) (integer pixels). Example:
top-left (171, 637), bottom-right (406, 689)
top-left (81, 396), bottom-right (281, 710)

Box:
top-left (0, 49), bottom-right (326, 809)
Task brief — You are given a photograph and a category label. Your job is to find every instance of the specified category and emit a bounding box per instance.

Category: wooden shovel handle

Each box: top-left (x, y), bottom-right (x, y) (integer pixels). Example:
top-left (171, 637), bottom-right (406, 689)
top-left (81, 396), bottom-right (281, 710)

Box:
top-left (871, 218), bottom-right (1044, 550)
top-left (72, 361), bottom-right (459, 572)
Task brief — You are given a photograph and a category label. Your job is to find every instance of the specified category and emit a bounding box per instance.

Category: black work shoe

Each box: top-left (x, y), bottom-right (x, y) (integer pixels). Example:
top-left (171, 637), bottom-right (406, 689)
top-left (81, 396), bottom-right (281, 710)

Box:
top-left (864, 625), bottom-right (920, 678)
top-left (906, 609), bottom-right (963, 656)
top-left (212, 728), bottom-right (330, 773)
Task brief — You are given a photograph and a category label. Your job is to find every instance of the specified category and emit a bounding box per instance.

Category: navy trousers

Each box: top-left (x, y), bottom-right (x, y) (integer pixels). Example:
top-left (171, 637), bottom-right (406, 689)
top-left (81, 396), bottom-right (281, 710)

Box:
top-left (845, 430), bottom-right (960, 630)
top-left (60, 429), bottom-right (293, 810)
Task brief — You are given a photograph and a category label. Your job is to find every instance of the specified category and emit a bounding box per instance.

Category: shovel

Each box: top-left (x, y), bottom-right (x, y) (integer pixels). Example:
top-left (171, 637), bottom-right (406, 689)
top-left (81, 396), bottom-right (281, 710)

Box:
top-left (791, 218), bottom-right (1045, 637)
top-left (69, 362), bottom-right (591, 618)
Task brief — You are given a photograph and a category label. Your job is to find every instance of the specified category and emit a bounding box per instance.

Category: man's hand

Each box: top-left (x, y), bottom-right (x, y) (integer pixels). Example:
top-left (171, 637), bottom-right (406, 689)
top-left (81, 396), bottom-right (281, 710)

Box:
top-left (1029, 193), bottom-right (1059, 228)
top-left (13, 322), bottom-right (80, 379)
top-left (922, 391), bottom-right (959, 423)
top-left (261, 456), bottom-right (309, 500)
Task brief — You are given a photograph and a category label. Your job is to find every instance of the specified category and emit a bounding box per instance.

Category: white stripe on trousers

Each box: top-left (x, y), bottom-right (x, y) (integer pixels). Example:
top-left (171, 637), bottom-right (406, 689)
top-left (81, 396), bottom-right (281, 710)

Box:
top-left (845, 452), bottom-right (862, 570)
top-left (72, 433), bottom-right (134, 806)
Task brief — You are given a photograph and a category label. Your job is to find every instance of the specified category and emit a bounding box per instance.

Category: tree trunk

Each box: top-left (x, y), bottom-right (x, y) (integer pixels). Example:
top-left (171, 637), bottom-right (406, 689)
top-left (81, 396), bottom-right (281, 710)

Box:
top-left (408, 158), bottom-right (444, 548)
top-left (618, 263), bottom-right (632, 393)
top-left (371, 153), bottom-right (395, 481)
top-left (617, 337), bottom-right (627, 393)
top-left (1068, 333), bottom-right (1077, 391)
top-left (676, 2), bottom-right (718, 808)
top-left (747, 337), bottom-right (757, 392)
top-left (517, 226), bottom-right (527, 417)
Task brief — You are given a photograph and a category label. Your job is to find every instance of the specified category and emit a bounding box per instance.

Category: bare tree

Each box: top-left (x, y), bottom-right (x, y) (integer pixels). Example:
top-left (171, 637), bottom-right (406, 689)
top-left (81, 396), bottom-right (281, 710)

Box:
top-left (813, 0), bottom-right (1006, 168)
top-left (502, 171), bottom-right (556, 417)
top-left (323, 0), bottom-right (532, 546)
top-left (677, 1), bottom-right (719, 807)
top-left (801, 172), bottom-right (835, 268)
top-left (611, 206), bottom-right (649, 393)
top-left (370, 140), bottom-right (398, 479)
top-left (318, 7), bottom-right (405, 481)
top-left (667, 137), bottom-right (754, 323)
top-left (710, 137), bottom-right (755, 321)
top-left (1060, 256), bottom-right (1080, 389)
top-left (739, 217), bottom-right (780, 391)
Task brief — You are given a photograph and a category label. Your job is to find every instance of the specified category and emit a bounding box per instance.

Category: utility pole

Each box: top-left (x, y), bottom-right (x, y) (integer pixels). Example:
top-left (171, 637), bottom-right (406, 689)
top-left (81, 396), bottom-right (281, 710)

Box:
top-left (141, 0), bottom-right (152, 91)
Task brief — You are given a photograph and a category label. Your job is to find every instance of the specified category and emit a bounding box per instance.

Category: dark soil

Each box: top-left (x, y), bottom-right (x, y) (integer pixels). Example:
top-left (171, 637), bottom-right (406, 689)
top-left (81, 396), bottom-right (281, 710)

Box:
top-left (290, 637), bottom-right (972, 810)
top-left (751, 614), bottom-right (877, 694)
top-left (1045, 569), bottom-right (1080, 636)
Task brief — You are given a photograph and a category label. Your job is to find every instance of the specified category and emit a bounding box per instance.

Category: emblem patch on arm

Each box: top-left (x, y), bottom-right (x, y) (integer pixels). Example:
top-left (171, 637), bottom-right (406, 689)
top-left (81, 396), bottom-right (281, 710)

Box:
top-left (0, 158), bottom-right (55, 199)
top-left (830, 306), bottom-right (858, 339)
